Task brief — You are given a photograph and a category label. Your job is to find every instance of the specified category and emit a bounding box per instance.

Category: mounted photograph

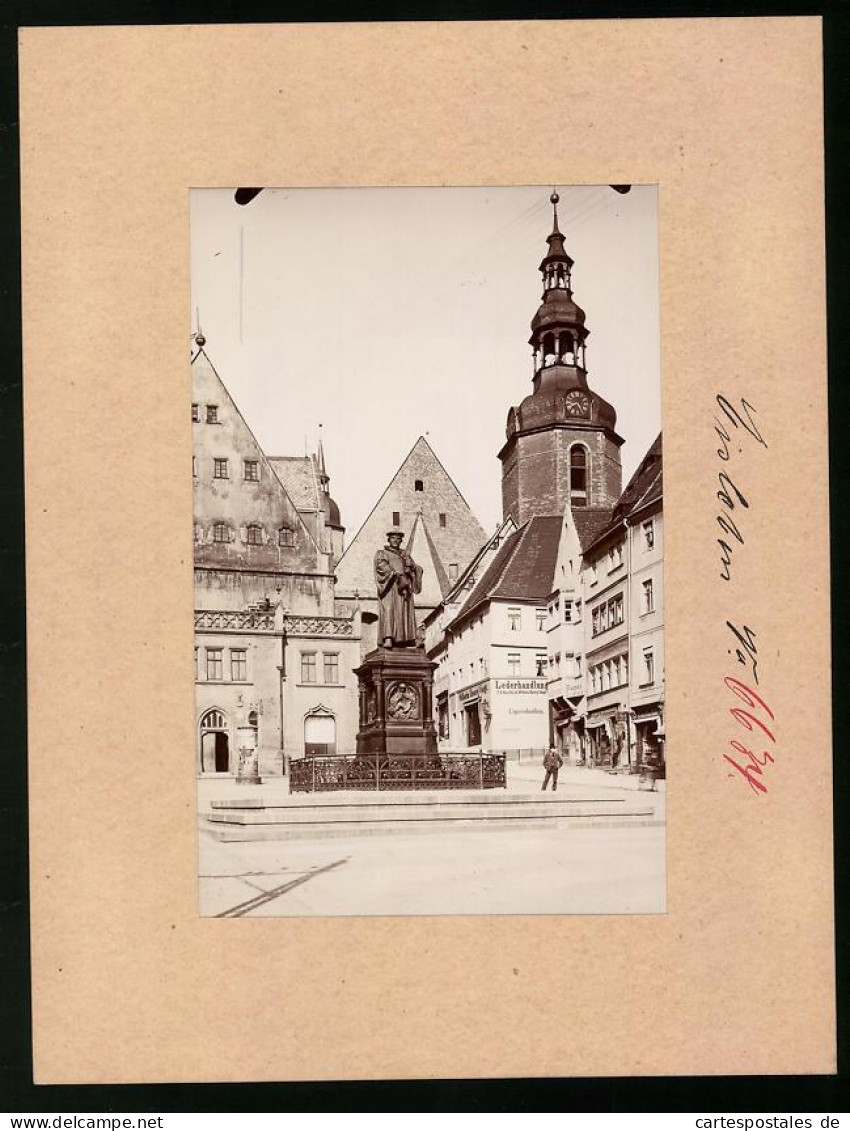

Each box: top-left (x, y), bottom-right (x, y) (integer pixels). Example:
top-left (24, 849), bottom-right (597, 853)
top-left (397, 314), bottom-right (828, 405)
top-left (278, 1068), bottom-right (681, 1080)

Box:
top-left (190, 184), bottom-right (664, 917)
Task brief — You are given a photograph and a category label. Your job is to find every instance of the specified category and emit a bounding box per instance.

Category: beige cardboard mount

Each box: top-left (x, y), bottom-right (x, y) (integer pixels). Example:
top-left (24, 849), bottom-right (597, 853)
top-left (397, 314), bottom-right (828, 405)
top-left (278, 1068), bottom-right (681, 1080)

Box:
top-left (19, 19), bottom-right (833, 1082)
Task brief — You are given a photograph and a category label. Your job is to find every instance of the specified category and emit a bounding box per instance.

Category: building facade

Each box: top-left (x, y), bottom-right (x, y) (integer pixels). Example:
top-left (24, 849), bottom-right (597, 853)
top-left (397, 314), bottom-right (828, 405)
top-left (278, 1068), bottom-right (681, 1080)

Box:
top-left (192, 341), bottom-right (361, 777)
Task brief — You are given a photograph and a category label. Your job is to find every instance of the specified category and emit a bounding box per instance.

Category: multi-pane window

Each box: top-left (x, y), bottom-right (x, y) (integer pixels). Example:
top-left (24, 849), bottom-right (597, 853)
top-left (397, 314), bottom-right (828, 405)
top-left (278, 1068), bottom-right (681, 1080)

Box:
top-left (206, 405), bottom-right (219, 424)
top-left (643, 578), bottom-right (655, 614)
top-left (279, 526), bottom-right (294, 547)
top-left (206, 648), bottom-right (223, 681)
top-left (301, 653), bottom-right (317, 683)
top-left (643, 519), bottom-right (655, 550)
top-left (611, 594), bottom-right (624, 626)
top-left (213, 523), bottom-right (229, 543)
top-left (507, 652), bottom-right (521, 677)
top-left (213, 458), bottom-right (229, 479)
top-left (191, 403), bottom-right (199, 422)
top-left (592, 608), bottom-right (600, 636)
top-left (535, 652), bottom-right (547, 677)
top-left (243, 459), bottom-right (259, 481)
top-left (246, 524), bottom-right (262, 545)
top-left (230, 649), bottom-right (247, 681)
top-left (535, 608), bottom-right (547, 631)
top-left (643, 649), bottom-right (655, 685)
top-left (508, 607), bottom-right (521, 632)
top-left (323, 653), bottom-right (339, 684)
top-left (564, 601), bottom-right (572, 623)
top-left (448, 563), bottom-right (458, 583)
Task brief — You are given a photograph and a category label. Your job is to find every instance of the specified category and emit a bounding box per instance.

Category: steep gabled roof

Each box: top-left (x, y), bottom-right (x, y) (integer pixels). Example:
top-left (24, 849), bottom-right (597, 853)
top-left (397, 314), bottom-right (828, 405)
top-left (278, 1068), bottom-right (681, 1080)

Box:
top-left (406, 512), bottom-right (451, 604)
top-left (450, 515), bottom-right (561, 628)
top-left (571, 506), bottom-right (614, 551)
top-left (584, 433), bottom-right (663, 556)
top-left (268, 456), bottom-right (322, 512)
top-left (190, 347), bottom-right (322, 560)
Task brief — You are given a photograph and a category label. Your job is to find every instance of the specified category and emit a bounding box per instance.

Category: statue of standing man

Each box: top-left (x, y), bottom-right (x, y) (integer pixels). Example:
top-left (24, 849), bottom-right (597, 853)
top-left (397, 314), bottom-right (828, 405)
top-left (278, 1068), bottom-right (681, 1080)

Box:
top-left (375, 527), bottom-right (423, 648)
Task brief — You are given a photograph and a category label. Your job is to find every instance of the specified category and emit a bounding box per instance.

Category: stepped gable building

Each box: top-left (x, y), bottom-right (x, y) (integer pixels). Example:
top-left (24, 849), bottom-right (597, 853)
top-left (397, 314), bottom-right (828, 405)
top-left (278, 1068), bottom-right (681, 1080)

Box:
top-left (192, 339), bottom-right (360, 778)
top-left (499, 191), bottom-right (624, 526)
top-left (334, 435), bottom-right (488, 653)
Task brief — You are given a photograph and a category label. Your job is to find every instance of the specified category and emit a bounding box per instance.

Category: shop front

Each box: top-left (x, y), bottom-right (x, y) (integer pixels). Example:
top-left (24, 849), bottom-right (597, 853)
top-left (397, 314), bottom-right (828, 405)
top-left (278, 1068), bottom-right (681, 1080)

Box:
top-left (633, 704), bottom-right (665, 774)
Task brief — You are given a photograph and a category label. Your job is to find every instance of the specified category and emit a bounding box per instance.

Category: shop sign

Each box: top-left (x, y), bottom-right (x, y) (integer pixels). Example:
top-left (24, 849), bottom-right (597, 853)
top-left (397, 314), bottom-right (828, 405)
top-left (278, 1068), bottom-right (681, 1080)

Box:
top-left (494, 678), bottom-right (547, 694)
top-left (459, 679), bottom-right (488, 703)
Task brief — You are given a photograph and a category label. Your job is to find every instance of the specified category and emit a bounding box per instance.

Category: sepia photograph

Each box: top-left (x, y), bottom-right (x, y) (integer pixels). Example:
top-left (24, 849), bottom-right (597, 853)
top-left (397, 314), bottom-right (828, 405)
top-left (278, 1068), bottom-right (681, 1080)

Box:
top-left (191, 184), bottom-right (664, 917)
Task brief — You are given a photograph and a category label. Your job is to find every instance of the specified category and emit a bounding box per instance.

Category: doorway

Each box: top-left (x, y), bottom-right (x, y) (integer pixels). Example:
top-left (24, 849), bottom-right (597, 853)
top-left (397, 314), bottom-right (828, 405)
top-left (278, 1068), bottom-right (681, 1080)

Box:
top-left (200, 708), bottom-right (230, 774)
top-left (465, 702), bottom-right (482, 747)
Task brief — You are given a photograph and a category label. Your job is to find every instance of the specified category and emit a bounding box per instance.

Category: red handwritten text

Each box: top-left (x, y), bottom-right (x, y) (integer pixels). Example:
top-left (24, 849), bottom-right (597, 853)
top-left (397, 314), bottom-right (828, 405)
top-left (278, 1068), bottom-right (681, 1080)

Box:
top-left (723, 675), bottom-right (776, 795)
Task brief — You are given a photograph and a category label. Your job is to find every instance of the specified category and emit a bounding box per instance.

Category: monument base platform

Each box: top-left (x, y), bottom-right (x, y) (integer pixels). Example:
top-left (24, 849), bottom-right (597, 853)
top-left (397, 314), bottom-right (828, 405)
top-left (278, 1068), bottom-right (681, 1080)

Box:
top-left (354, 645), bottom-right (438, 758)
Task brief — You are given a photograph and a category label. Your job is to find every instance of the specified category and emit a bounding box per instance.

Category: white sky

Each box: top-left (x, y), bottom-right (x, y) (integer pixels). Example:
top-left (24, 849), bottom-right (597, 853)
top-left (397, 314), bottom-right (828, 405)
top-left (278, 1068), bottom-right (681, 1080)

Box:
top-left (190, 185), bottom-right (660, 536)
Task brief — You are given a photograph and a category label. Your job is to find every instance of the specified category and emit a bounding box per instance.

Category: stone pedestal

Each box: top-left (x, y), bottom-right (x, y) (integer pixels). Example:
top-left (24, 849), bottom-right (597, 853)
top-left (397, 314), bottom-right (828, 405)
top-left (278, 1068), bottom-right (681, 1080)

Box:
top-left (354, 646), bottom-right (438, 756)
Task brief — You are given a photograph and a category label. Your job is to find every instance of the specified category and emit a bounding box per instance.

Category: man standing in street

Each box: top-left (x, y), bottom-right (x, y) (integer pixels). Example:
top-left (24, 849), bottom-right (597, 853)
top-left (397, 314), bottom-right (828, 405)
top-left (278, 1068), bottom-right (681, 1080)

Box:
top-left (542, 744), bottom-right (563, 791)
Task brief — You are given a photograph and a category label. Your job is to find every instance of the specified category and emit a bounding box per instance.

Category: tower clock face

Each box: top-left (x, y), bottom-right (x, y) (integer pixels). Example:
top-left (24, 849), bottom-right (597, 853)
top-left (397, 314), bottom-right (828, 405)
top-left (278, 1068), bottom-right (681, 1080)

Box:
top-left (565, 390), bottom-right (590, 417)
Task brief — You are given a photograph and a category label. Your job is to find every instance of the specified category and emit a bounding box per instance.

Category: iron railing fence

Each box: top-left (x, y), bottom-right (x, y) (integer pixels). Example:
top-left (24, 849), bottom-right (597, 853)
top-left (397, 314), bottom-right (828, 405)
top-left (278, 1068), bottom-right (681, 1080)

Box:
top-left (289, 752), bottom-right (506, 792)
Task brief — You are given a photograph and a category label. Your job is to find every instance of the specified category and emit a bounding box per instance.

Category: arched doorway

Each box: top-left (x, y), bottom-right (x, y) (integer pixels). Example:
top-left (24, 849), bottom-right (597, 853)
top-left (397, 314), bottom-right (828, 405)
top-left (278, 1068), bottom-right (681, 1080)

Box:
top-left (304, 711), bottom-right (336, 758)
top-left (200, 708), bottom-right (230, 774)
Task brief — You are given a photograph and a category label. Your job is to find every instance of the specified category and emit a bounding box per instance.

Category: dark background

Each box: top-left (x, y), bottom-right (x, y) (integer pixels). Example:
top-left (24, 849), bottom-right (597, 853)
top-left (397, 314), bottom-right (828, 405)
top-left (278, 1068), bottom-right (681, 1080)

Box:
top-left (1, 0), bottom-right (847, 1112)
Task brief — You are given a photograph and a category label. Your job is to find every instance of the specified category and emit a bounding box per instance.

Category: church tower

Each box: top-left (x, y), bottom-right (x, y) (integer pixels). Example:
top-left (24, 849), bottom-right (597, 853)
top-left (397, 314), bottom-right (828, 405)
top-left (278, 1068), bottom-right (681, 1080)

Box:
top-left (499, 191), bottom-right (624, 525)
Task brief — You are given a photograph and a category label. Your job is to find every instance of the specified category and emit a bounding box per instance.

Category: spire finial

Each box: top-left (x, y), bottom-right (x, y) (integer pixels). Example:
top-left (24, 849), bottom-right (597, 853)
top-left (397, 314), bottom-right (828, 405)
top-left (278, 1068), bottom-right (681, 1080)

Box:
top-left (194, 307), bottom-right (206, 348)
top-left (550, 188), bottom-right (561, 234)
top-left (316, 422), bottom-right (328, 478)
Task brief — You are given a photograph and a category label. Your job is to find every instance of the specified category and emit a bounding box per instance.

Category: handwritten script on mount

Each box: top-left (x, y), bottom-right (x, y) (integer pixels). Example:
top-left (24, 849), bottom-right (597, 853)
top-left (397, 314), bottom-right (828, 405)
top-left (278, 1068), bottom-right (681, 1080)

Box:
top-left (713, 395), bottom-right (775, 795)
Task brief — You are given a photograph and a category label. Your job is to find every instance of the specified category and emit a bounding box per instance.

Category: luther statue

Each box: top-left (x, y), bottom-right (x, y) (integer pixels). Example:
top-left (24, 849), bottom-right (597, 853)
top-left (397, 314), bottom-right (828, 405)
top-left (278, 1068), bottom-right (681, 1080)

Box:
top-left (374, 527), bottom-right (423, 648)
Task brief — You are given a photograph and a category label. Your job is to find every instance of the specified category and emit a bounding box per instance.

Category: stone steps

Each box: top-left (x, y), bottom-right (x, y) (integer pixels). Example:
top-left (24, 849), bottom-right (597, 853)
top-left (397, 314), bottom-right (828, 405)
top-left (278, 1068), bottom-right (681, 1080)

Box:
top-left (200, 791), bottom-right (657, 841)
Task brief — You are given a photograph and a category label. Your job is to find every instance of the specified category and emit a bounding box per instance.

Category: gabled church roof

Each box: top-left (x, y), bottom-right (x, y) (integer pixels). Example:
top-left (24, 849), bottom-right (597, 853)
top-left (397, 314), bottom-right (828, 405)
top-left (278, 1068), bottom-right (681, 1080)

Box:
top-left (335, 435), bottom-right (488, 603)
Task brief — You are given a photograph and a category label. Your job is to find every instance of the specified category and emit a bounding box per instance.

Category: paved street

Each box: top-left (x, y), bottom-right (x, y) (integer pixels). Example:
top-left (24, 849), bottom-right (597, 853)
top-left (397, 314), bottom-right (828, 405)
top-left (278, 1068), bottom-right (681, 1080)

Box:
top-left (198, 763), bottom-right (666, 917)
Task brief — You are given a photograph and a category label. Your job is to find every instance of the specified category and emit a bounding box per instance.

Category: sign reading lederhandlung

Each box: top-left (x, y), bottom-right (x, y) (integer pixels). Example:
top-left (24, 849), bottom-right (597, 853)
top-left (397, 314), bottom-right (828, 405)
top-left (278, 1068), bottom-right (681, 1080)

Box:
top-left (493, 679), bottom-right (547, 694)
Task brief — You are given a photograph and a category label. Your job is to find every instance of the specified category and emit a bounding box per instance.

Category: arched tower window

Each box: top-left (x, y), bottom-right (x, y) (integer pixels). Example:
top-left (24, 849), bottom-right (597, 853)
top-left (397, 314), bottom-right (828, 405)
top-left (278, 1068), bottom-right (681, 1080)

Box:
top-left (569, 446), bottom-right (589, 507)
top-left (542, 332), bottom-right (556, 366)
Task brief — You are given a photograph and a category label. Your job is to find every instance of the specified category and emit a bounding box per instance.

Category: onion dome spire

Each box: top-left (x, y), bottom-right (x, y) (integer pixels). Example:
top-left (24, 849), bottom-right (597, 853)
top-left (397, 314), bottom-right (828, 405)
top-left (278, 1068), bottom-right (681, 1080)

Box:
top-left (527, 188), bottom-right (589, 377)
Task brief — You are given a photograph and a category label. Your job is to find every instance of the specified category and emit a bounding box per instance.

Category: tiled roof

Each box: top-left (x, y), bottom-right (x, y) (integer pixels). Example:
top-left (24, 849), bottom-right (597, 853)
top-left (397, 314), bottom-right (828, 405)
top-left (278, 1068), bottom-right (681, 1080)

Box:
top-left (584, 433), bottom-right (663, 555)
top-left (451, 515), bottom-right (561, 626)
top-left (571, 506), bottom-right (614, 551)
top-left (615, 432), bottom-right (663, 522)
top-left (268, 456), bottom-right (321, 512)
